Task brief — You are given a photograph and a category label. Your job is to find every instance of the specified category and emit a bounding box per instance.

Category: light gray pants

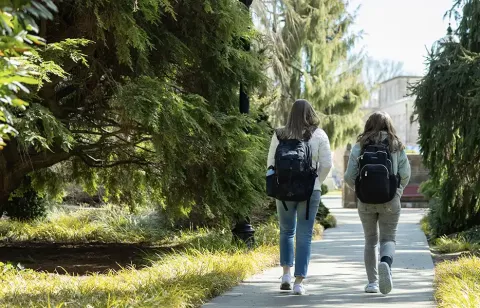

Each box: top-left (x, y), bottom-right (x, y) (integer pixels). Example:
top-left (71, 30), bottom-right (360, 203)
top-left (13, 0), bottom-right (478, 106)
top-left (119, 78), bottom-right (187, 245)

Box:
top-left (358, 196), bottom-right (401, 283)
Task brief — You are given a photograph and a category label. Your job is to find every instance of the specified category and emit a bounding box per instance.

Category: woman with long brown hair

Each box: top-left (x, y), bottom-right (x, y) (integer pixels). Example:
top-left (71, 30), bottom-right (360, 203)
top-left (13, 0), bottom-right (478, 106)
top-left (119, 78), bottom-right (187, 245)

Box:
top-left (267, 99), bottom-right (332, 295)
top-left (344, 111), bottom-right (411, 295)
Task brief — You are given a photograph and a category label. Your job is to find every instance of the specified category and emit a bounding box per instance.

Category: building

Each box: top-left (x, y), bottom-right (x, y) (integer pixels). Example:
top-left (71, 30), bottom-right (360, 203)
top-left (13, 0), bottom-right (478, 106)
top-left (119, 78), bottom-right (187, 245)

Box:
top-left (362, 76), bottom-right (422, 149)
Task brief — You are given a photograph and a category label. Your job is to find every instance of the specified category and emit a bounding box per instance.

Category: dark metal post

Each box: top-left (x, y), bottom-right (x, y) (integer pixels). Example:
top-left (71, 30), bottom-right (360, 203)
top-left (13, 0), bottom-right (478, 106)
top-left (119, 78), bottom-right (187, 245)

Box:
top-left (232, 0), bottom-right (255, 248)
top-left (239, 83), bottom-right (250, 114)
top-left (239, 0), bottom-right (252, 114)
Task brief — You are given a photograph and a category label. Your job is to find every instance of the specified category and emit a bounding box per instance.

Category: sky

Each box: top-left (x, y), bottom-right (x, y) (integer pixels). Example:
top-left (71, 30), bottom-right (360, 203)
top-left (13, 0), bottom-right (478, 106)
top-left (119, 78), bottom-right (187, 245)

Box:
top-left (349, 0), bottom-right (457, 76)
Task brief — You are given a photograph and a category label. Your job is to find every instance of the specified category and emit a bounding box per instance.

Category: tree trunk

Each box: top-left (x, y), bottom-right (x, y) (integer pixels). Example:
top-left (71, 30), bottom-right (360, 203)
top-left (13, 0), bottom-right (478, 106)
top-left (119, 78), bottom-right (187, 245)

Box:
top-left (0, 142), bottom-right (71, 210)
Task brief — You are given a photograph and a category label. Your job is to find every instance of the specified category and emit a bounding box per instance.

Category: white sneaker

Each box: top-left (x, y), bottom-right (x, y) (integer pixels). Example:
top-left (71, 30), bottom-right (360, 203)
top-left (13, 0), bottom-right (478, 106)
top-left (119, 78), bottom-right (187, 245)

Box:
top-left (280, 274), bottom-right (292, 290)
top-left (378, 262), bottom-right (393, 294)
top-left (365, 282), bottom-right (379, 293)
top-left (293, 283), bottom-right (306, 295)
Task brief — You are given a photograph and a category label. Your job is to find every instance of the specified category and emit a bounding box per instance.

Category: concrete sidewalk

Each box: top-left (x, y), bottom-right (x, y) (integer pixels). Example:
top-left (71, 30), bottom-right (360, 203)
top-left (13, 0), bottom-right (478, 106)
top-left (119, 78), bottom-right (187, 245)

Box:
top-left (204, 196), bottom-right (435, 307)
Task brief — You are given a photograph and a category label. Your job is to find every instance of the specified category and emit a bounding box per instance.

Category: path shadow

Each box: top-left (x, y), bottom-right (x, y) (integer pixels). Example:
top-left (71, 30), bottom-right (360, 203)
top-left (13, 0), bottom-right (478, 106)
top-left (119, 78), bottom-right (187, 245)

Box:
top-left (204, 208), bottom-right (435, 308)
top-left (0, 243), bottom-right (171, 275)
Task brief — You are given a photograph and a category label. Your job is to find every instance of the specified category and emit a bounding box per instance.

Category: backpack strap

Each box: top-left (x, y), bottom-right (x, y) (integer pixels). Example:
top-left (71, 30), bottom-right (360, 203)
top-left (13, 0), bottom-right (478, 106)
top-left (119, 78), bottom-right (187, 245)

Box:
top-left (281, 199), bottom-right (311, 219)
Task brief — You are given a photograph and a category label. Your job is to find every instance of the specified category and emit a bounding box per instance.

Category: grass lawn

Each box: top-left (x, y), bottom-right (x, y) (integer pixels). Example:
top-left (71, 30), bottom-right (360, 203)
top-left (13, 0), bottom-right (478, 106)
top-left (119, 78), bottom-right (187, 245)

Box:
top-left (0, 207), bottom-right (325, 307)
top-left (434, 236), bottom-right (480, 254)
top-left (435, 256), bottom-right (480, 308)
top-left (0, 206), bottom-right (167, 244)
top-left (420, 216), bottom-right (480, 308)
top-left (325, 190), bottom-right (342, 196)
top-left (0, 245), bottom-right (279, 307)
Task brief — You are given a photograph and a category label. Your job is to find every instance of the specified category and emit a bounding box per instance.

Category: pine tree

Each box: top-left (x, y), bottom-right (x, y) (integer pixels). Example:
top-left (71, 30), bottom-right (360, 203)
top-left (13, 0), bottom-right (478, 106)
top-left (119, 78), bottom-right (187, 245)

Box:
top-left (254, 0), bottom-right (367, 148)
top-left (412, 0), bottom-right (480, 236)
top-left (0, 0), bottom-right (270, 225)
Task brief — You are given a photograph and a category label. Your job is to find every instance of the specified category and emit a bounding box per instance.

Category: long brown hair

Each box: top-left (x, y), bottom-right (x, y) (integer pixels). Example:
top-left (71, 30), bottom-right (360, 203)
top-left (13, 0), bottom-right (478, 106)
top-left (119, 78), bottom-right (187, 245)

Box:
top-left (277, 99), bottom-right (319, 140)
top-left (357, 111), bottom-right (405, 152)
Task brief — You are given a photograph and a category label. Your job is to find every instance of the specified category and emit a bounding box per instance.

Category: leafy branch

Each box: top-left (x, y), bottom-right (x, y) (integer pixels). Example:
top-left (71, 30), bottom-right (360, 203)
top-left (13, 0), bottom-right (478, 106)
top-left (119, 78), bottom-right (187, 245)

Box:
top-left (0, 0), bottom-right (57, 149)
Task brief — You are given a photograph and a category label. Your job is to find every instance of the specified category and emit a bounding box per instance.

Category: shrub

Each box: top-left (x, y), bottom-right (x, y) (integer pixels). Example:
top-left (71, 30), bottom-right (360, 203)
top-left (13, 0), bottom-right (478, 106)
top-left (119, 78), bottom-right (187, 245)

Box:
top-left (425, 196), bottom-right (470, 238)
top-left (4, 189), bottom-right (47, 222)
top-left (321, 214), bottom-right (337, 229)
top-left (313, 222), bottom-right (325, 239)
top-left (461, 226), bottom-right (480, 243)
top-left (419, 180), bottom-right (437, 200)
top-left (419, 180), bottom-right (457, 238)
top-left (432, 225), bottom-right (480, 254)
top-left (420, 215), bottom-right (432, 239)
top-left (316, 201), bottom-right (329, 222)
top-left (315, 183), bottom-right (337, 229)
top-left (321, 184), bottom-right (329, 196)
top-left (434, 236), bottom-right (480, 254)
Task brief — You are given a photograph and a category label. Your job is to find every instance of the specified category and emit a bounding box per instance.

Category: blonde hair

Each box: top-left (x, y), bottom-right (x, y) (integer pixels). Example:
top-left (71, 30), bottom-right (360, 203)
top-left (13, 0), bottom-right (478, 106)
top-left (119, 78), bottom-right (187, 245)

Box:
top-left (357, 111), bottom-right (405, 152)
top-left (277, 99), bottom-right (319, 140)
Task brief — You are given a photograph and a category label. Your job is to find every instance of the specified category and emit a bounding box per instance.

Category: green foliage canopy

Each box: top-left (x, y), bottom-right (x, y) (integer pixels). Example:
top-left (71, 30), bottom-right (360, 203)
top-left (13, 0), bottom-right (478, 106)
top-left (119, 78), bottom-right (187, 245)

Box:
top-left (0, 0), bottom-right (270, 226)
top-left (254, 0), bottom-right (367, 148)
top-left (0, 0), bottom-right (58, 148)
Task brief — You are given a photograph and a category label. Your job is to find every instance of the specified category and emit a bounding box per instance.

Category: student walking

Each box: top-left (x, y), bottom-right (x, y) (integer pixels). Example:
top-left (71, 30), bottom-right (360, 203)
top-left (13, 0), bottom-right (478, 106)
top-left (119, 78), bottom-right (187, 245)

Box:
top-left (344, 111), bottom-right (411, 295)
top-left (266, 99), bottom-right (332, 295)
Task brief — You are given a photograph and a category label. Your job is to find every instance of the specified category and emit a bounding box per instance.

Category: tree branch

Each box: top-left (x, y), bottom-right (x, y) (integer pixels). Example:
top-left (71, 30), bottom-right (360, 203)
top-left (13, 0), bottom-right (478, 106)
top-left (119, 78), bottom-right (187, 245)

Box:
top-left (77, 153), bottom-right (150, 168)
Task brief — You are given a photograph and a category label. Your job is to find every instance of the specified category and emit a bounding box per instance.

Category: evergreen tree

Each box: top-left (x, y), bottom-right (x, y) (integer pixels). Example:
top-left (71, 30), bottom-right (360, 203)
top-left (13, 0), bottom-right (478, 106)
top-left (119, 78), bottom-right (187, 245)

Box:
top-left (254, 0), bottom-right (367, 148)
top-left (0, 0), bottom-right (270, 225)
top-left (412, 0), bottom-right (480, 236)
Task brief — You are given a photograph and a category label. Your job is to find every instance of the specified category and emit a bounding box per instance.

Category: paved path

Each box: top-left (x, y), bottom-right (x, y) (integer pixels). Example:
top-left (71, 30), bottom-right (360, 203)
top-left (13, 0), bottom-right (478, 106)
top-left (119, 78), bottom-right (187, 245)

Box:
top-left (204, 196), bottom-right (435, 308)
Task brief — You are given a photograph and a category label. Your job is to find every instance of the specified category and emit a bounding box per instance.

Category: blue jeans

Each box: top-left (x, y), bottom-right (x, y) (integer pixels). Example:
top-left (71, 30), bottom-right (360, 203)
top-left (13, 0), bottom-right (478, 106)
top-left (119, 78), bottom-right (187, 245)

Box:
top-left (276, 190), bottom-right (321, 278)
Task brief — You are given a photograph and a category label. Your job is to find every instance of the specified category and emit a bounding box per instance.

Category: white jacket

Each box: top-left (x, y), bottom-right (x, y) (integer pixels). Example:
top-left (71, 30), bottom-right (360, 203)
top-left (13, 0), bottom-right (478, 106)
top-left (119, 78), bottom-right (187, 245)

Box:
top-left (267, 128), bottom-right (333, 191)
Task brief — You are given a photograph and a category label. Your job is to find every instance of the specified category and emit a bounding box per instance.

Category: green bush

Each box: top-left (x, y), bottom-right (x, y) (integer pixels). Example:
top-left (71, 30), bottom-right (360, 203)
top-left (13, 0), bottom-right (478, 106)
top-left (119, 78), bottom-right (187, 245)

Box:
top-left (321, 184), bottom-right (329, 196)
top-left (425, 196), bottom-right (470, 238)
top-left (423, 207), bottom-right (480, 249)
top-left (460, 226), bottom-right (480, 243)
top-left (438, 225), bottom-right (480, 250)
top-left (321, 214), bottom-right (337, 229)
top-left (419, 180), bottom-right (460, 238)
top-left (316, 202), bottom-right (329, 222)
top-left (316, 185), bottom-right (336, 229)
top-left (4, 189), bottom-right (47, 222)
top-left (419, 180), bottom-right (447, 237)
top-left (420, 215), bottom-right (433, 239)
top-left (419, 180), bottom-right (437, 200)
top-left (434, 236), bottom-right (480, 254)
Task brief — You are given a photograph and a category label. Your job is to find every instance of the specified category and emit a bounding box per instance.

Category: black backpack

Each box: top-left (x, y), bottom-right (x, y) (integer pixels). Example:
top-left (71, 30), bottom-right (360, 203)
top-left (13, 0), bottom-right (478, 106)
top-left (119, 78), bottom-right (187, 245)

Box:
top-left (355, 140), bottom-right (400, 204)
top-left (266, 129), bottom-right (317, 219)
